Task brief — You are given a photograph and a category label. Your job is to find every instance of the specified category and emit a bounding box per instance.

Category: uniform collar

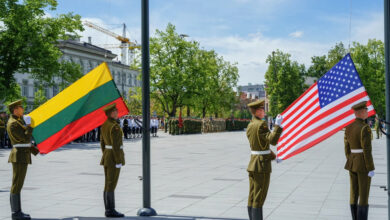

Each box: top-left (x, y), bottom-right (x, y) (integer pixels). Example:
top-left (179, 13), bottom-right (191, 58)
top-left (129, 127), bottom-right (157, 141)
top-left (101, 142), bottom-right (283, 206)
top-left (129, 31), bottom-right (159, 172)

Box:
top-left (11, 114), bottom-right (21, 120)
top-left (252, 116), bottom-right (263, 121)
top-left (355, 118), bottom-right (365, 122)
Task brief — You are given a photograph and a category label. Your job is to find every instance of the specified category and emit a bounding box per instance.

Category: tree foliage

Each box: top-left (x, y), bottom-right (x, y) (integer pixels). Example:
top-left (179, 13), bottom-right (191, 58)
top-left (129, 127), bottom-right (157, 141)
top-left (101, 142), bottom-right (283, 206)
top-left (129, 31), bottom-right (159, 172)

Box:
top-left (264, 50), bottom-right (305, 117)
top-left (0, 0), bottom-right (84, 101)
top-left (150, 23), bottom-right (238, 118)
top-left (305, 40), bottom-right (386, 117)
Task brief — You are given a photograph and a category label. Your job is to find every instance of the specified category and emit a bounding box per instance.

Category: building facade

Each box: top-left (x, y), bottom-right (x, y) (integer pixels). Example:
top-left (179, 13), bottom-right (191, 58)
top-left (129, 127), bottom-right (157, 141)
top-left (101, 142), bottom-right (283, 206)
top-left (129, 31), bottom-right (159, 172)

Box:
top-left (238, 83), bottom-right (266, 99)
top-left (14, 39), bottom-right (141, 112)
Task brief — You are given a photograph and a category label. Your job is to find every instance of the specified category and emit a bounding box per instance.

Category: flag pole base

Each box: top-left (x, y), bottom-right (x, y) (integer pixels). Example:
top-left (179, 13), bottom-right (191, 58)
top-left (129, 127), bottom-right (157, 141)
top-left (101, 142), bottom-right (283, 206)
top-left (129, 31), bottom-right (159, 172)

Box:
top-left (137, 207), bottom-right (157, 216)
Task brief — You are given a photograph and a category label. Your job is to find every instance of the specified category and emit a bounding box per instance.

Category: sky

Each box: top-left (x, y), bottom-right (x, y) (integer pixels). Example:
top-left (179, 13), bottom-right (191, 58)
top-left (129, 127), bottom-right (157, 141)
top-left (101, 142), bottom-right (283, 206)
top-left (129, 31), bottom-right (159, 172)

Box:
top-left (51, 0), bottom-right (385, 86)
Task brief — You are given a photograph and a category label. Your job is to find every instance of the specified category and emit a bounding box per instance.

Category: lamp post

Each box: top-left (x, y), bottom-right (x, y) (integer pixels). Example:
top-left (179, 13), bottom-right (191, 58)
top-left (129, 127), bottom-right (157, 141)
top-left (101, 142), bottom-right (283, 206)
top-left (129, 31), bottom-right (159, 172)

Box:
top-left (384, 0), bottom-right (390, 219)
top-left (137, 0), bottom-right (157, 216)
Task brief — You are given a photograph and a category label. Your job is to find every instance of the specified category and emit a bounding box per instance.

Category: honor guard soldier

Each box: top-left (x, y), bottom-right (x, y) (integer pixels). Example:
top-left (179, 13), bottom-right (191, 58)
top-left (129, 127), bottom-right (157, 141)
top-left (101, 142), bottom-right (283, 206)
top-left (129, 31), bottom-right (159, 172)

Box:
top-left (246, 99), bottom-right (283, 220)
top-left (100, 103), bottom-right (125, 218)
top-left (344, 101), bottom-right (375, 220)
top-left (7, 100), bottom-right (40, 220)
top-left (0, 111), bottom-right (6, 148)
top-left (123, 116), bottom-right (129, 139)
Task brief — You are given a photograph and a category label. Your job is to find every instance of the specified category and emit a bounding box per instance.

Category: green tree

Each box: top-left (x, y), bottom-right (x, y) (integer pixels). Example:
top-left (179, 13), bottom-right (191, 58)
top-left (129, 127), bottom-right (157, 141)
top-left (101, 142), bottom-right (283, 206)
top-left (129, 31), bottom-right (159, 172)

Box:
top-left (307, 55), bottom-right (327, 78)
top-left (33, 87), bottom-right (47, 110)
top-left (264, 50), bottom-right (305, 117)
top-left (150, 23), bottom-right (200, 117)
top-left (351, 39), bottom-right (385, 117)
top-left (127, 87), bottom-right (142, 115)
top-left (0, 0), bottom-right (84, 101)
top-left (327, 42), bottom-right (347, 68)
top-left (57, 61), bottom-right (83, 90)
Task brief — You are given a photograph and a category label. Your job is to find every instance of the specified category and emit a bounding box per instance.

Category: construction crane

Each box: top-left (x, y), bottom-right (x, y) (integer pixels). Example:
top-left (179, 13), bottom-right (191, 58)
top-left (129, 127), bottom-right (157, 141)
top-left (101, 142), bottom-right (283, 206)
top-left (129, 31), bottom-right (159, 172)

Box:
top-left (83, 20), bottom-right (140, 65)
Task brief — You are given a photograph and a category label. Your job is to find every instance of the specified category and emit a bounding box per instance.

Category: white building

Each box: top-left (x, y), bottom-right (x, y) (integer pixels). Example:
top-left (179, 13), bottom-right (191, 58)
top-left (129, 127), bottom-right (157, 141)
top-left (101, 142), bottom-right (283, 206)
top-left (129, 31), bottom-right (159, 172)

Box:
top-left (14, 38), bottom-right (140, 112)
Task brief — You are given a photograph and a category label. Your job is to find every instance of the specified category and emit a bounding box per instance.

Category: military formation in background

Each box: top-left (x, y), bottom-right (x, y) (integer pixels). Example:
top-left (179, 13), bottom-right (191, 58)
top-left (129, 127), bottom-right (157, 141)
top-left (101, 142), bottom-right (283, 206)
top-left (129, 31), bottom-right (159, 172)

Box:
top-left (71, 116), bottom-right (162, 143)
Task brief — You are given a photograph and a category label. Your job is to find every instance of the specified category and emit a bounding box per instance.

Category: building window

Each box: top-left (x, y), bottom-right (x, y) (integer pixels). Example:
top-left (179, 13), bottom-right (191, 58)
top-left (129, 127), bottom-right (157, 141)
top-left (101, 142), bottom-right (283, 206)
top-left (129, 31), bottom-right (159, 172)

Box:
top-left (122, 73), bottom-right (126, 85)
top-left (116, 72), bottom-right (121, 84)
top-left (53, 85), bottom-right (59, 96)
top-left (22, 80), bottom-right (29, 97)
top-left (44, 86), bottom-right (50, 98)
top-left (34, 82), bottom-right (39, 95)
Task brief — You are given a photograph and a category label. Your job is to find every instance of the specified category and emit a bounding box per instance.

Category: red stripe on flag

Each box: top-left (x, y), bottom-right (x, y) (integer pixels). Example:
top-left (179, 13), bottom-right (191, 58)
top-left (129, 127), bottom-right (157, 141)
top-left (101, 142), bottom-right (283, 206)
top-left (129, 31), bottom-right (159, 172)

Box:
top-left (282, 95), bottom-right (319, 130)
top-left (37, 98), bottom-right (128, 154)
top-left (277, 92), bottom-right (370, 151)
top-left (282, 83), bottom-right (317, 115)
top-left (281, 109), bottom-right (376, 160)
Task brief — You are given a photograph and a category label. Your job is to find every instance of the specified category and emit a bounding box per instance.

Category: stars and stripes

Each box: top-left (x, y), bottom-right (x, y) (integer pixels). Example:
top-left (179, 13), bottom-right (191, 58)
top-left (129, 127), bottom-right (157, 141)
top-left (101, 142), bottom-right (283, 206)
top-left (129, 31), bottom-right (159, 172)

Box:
top-left (276, 53), bottom-right (375, 160)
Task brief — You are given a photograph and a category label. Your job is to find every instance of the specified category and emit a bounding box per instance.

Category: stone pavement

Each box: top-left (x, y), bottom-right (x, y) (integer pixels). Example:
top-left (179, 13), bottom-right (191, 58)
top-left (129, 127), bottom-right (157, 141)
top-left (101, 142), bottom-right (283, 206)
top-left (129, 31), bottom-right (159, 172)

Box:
top-left (0, 130), bottom-right (387, 220)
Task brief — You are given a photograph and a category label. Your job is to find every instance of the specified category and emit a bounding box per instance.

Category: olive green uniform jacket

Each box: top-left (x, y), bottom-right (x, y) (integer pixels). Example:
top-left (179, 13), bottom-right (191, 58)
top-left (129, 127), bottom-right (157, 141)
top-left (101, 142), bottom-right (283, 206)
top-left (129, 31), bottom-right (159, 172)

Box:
top-left (100, 118), bottom-right (125, 167)
top-left (7, 115), bottom-right (39, 164)
top-left (344, 118), bottom-right (375, 173)
top-left (246, 117), bottom-right (283, 173)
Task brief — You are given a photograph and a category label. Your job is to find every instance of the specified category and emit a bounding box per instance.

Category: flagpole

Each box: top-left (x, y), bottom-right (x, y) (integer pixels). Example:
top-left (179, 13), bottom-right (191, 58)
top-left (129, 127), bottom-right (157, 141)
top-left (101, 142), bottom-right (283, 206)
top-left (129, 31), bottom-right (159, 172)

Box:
top-left (137, 0), bottom-right (156, 216)
top-left (384, 0), bottom-right (390, 219)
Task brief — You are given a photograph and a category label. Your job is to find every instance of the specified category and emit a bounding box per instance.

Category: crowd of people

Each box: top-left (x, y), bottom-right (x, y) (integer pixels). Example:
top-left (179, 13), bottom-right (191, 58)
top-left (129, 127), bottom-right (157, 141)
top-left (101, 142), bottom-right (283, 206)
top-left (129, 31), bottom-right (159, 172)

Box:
top-left (0, 112), bottom-right (164, 148)
top-left (72, 115), bottom-right (163, 143)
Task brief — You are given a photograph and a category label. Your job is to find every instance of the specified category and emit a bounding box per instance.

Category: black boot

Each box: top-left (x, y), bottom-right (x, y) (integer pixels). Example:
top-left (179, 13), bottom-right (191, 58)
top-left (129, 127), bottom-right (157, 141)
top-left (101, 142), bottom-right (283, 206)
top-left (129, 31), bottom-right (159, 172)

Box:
top-left (247, 206), bottom-right (252, 220)
top-left (357, 205), bottom-right (369, 220)
top-left (350, 204), bottom-right (357, 220)
top-left (103, 192), bottom-right (107, 211)
top-left (105, 192), bottom-right (124, 218)
top-left (252, 207), bottom-right (263, 220)
top-left (10, 194), bottom-right (30, 220)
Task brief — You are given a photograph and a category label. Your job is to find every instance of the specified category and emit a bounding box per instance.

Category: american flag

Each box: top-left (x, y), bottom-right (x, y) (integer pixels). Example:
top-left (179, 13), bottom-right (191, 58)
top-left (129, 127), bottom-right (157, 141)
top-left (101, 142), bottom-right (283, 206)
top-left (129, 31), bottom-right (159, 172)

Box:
top-left (277, 53), bottom-right (375, 160)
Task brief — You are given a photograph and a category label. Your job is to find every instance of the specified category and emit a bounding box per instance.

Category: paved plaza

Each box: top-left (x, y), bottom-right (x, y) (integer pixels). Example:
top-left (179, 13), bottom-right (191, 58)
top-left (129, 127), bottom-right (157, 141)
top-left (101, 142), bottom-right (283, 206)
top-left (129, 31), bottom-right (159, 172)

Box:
top-left (0, 130), bottom-right (388, 220)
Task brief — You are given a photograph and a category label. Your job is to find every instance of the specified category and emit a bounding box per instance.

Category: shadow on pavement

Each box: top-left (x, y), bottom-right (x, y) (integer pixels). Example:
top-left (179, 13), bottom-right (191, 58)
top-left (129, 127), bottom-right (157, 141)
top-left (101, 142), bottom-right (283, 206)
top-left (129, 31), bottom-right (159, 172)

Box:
top-left (33, 214), bottom-right (246, 220)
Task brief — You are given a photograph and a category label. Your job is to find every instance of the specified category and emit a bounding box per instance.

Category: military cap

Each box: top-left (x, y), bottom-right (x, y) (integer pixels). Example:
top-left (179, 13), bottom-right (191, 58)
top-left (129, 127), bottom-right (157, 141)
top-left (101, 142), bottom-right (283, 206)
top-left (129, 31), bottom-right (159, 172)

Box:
top-left (351, 101), bottom-right (367, 111)
top-left (247, 99), bottom-right (265, 109)
top-left (8, 99), bottom-right (23, 113)
top-left (103, 103), bottom-right (117, 114)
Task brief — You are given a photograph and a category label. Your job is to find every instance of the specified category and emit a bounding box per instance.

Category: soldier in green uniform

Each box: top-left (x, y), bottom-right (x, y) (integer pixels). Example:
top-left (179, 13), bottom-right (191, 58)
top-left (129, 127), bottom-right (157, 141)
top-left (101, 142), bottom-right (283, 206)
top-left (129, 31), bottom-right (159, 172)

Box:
top-left (344, 101), bottom-right (375, 220)
top-left (246, 99), bottom-right (283, 220)
top-left (7, 100), bottom-right (40, 220)
top-left (100, 103), bottom-right (125, 218)
top-left (0, 111), bottom-right (6, 148)
top-left (374, 117), bottom-right (381, 139)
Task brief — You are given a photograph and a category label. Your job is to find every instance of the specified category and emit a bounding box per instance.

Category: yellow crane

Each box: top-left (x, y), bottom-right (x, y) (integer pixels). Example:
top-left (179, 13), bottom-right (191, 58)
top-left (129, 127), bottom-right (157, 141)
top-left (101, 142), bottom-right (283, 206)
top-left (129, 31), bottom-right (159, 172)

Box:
top-left (83, 20), bottom-right (140, 65)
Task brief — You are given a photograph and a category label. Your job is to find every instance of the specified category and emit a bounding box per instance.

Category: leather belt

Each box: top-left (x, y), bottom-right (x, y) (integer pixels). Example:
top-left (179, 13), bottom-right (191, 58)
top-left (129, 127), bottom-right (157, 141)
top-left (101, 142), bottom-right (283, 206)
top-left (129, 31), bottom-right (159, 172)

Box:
top-left (13, 144), bottom-right (31, 148)
top-left (251, 150), bottom-right (271, 155)
top-left (351, 149), bottom-right (363, 153)
top-left (105, 145), bottom-right (123, 149)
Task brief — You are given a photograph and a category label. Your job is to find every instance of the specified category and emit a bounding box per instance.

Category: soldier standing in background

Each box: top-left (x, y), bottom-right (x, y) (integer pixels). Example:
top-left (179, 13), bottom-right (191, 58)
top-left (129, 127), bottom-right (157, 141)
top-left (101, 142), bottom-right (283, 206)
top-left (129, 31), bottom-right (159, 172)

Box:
top-left (7, 100), bottom-right (40, 220)
top-left (246, 99), bottom-right (283, 220)
top-left (0, 111), bottom-right (6, 148)
top-left (100, 103), bottom-right (125, 218)
top-left (374, 117), bottom-right (382, 139)
top-left (344, 101), bottom-right (375, 220)
top-left (123, 116), bottom-right (129, 139)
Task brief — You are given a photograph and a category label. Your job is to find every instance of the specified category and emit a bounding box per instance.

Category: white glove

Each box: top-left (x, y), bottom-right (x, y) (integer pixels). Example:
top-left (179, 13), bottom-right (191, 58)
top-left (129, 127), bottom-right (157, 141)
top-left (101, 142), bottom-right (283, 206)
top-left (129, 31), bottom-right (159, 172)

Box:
top-left (115, 163), bottom-right (122, 168)
top-left (275, 114), bottom-right (283, 127)
top-left (368, 170), bottom-right (375, 177)
top-left (276, 158), bottom-right (283, 163)
top-left (23, 115), bottom-right (31, 125)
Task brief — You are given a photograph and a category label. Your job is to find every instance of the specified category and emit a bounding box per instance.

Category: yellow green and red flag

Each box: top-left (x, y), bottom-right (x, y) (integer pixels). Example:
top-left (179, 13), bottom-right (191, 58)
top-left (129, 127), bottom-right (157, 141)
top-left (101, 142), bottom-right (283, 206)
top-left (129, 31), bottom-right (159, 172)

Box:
top-left (29, 62), bottom-right (129, 154)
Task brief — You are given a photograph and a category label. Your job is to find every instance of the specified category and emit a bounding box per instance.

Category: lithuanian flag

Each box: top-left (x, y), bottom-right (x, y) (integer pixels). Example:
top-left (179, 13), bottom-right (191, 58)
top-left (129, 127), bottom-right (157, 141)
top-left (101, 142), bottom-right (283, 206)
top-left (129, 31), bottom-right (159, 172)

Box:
top-left (29, 62), bottom-right (129, 154)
